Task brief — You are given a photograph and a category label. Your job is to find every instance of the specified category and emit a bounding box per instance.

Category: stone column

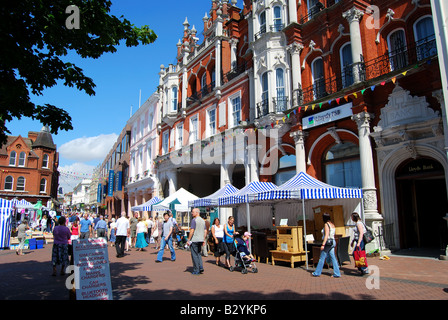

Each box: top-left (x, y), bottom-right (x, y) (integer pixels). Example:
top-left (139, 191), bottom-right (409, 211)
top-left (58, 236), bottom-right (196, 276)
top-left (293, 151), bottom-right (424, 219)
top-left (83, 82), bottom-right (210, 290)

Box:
top-left (352, 110), bottom-right (385, 253)
top-left (343, 7), bottom-right (364, 83)
top-left (290, 128), bottom-right (307, 173)
top-left (229, 38), bottom-right (238, 69)
top-left (166, 170), bottom-right (178, 196)
top-left (288, 0), bottom-right (298, 24)
top-left (288, 42), bottom-right (304, 108)
top-left (247, 144), bottom-right (259, 182)
top-left (220, 163), bottom-right (233, 222)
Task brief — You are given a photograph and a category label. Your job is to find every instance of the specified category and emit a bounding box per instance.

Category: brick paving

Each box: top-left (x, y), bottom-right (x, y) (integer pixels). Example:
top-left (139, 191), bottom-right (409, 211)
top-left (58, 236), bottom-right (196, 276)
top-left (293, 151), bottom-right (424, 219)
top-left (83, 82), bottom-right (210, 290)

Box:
top-left (0, 244), bottom-right (447, 302)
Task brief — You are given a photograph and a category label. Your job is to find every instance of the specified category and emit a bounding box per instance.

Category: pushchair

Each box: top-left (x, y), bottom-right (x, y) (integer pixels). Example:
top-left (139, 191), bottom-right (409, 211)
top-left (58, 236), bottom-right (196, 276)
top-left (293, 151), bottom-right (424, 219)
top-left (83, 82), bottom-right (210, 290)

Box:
top-left (229, 236), bottom-right (258, 274)
top-left (176, 230), bottom-right (188, 250)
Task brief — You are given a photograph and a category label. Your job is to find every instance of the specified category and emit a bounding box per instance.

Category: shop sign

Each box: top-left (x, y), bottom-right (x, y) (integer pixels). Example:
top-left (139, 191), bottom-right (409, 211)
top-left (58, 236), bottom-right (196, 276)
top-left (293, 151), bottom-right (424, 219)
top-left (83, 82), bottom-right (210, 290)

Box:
top-left (73, 238), bottom-right (113, 300)
top-left (302, 103), bottom-right (353, 130)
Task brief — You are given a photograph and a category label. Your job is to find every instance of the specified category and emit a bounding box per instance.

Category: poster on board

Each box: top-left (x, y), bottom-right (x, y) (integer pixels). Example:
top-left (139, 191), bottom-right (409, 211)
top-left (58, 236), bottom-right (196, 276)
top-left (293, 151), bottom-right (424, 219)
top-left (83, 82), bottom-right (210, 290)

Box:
top-left (73, 238), bottom-right (113, 300)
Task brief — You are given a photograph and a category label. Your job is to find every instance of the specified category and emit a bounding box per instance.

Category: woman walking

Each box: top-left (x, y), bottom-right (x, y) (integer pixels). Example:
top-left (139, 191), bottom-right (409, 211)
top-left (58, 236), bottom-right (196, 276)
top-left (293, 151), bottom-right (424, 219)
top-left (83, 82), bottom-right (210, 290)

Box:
top-left (51, 216), bottom-right (71, 276)
top-left (312, 213), bottom-right (341, 278)
top-left (223, 216), bottom-right (238, 269)
top-left (351, 212), bottom-right (369, 275)
top-left (135, 218), bottom-right (148, 251)
top-left (211, 218), bottom-right (224, 266)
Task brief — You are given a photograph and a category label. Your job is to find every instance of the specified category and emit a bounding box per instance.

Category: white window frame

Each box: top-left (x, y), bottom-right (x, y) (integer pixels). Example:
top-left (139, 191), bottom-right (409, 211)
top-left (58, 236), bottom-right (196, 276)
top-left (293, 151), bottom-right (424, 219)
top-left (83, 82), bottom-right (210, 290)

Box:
top-left (162, 130), bottom-right (169, 154)
top-left (206, 106), bottom-right (217, 137)
top-left (171, 86), bottom-right (178, 112)
top-left (16, 176), bottom-right (25, 191)
top-left (40, 178), bottom-right (47, 193)
top-left (18, 152), bottom-right (26, 167)
top-left (189, 115), bottom-right (199, 144)
top-left (228, 92), bottom-right (242, 129)
top-left (273, 6), bottom-right (283, 32)
top-left (9, 151), bottom-right (16, 166)
top-left (42, 154), bottom-right (49, 169)
top-left (4, 176), bottom-right (13, 191)
top-left (176, 123), bottom-right (183, 149)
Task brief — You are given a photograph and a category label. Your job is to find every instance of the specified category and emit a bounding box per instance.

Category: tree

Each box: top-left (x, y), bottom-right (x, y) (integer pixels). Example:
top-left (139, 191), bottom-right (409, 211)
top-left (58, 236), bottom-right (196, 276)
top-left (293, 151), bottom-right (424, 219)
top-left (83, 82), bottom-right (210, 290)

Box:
top-left (0, 0), bottom-right (157, 146)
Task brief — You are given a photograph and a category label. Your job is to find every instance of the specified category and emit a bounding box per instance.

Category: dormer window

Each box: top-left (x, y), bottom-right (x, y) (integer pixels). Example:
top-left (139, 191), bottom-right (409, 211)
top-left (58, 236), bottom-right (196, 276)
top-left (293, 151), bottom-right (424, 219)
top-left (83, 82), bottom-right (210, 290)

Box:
top-left (9, 151), bottom-right (16, 166)
top-left (18, 152), bottom-right (26, 167)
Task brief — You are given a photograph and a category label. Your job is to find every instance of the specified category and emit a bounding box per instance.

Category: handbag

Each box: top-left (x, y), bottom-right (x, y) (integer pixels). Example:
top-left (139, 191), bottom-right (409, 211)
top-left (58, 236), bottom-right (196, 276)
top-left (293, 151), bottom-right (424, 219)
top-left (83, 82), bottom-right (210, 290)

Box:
top-left (362, 222), bottom-right (375, 244)
top-left (354, 247), bottom-right (368, 268)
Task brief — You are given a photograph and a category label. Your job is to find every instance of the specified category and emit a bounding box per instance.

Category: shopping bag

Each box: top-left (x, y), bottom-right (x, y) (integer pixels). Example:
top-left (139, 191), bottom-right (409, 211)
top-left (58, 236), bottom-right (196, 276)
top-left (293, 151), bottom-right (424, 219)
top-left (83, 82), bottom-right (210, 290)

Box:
top-left (354, 248), bottom-right (368, 268)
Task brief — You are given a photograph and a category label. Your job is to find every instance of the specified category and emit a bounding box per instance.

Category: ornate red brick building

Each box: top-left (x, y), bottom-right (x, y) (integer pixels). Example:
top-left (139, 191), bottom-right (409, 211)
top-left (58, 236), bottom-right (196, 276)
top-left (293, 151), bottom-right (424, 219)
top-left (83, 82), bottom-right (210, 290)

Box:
top-left (0, 126), bottom-right (59, 207)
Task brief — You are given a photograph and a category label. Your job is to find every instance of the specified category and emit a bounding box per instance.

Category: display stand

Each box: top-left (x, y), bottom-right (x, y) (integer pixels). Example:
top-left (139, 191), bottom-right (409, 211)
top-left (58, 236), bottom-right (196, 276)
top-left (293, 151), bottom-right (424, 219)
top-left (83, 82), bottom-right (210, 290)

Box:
top-left (270, 226), bottom-right (307, 268)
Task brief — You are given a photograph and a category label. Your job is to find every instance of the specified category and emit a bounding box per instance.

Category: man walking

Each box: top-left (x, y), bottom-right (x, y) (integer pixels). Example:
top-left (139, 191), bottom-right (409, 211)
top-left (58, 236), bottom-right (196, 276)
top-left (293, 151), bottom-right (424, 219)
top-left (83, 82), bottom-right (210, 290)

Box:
top-left (95, 215), bottom-right (108, 240)
top-left (187, 208), bottom-right (207, 275)
top-left (115, 212), bottom-right (130, 258)
top-left (155, 212), bottom-right (176, 262)
top-left (79, 213), bottom-right (92, 239)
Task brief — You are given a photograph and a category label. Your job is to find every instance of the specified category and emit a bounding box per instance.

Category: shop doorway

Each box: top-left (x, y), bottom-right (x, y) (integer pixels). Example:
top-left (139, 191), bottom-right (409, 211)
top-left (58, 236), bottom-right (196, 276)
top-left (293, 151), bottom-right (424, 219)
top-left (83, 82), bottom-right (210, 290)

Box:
top-left (395, 158), bottom-right (448, 252)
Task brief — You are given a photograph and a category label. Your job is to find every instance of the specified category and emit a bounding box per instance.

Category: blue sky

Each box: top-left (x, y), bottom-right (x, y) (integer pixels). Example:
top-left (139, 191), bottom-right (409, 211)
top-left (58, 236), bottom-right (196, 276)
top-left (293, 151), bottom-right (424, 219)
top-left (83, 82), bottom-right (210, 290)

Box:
top-left (7, 0), bottom-right (244, 192)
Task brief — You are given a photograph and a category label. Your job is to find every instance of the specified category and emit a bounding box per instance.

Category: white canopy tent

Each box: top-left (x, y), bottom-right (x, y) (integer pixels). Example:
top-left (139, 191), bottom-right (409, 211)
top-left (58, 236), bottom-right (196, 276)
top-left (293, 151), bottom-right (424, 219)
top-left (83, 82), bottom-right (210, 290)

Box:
top-left (153, 188), bottom-right (198, 213)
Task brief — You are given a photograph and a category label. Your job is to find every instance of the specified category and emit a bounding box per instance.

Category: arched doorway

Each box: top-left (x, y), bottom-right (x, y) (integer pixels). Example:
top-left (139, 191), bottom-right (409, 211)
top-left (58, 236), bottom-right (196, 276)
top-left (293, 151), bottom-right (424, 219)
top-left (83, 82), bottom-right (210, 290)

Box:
top-left (395, 157), bottom-right (448, 251)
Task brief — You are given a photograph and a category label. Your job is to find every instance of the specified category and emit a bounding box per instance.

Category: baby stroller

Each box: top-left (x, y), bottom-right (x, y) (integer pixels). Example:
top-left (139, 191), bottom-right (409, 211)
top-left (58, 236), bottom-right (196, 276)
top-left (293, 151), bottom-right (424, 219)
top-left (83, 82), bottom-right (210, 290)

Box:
top-left (176, 230), bottom-right (188, 250)
top-left (229, 236), bottom-right (258, 274)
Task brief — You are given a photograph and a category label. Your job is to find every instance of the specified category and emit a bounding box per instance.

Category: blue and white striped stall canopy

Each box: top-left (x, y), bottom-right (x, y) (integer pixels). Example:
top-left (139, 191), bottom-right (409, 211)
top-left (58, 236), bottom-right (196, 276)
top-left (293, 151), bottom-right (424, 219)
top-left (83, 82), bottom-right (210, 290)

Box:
top-left (12, 199), bottom-right (34, 209)
top-left (218, 181), bottom-right (277, 206)
top-left (0, 198), bottom-right (13, 249)
top-left (131, 197), bottom-right (163, 212)
top-left (190, 184), bottom-right (239, 208)
top-left (253, 172), bottom-right (363, 201)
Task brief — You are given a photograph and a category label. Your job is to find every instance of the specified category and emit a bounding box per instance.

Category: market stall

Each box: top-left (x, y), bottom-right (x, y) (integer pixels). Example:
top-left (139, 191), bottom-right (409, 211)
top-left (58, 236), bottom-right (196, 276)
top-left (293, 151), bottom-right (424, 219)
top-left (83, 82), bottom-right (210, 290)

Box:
top-left (131, 196), bottom-right (163, 213)
top-left (249, 171), bottom-right (364, 269)
top-left (0, 198), bottom-right (13, 249)
top-left (153, 188), bottom-right (198, 226)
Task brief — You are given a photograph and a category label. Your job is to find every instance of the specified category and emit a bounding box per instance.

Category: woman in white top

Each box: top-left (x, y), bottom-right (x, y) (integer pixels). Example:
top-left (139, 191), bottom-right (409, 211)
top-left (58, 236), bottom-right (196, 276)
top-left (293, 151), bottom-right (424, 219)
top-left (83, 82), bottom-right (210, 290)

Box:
top-left (211, 218), bottom-right (225, 266)
top-left (135, 218), bottom-right (149, 251)
top-left (312, 213), bottom-right (341, 278)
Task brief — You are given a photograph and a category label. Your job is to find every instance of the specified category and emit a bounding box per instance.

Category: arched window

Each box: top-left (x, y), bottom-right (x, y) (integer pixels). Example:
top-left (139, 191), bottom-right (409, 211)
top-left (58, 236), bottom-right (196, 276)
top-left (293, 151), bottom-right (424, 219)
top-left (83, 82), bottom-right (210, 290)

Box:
top-left (201, 72), bottom-right (208, 96)
top-left (16, 176), bottom-right (25, 191)
top-left (273, 6), bottom-right (283, 32)
top-left (42, 154), bottom-right (49, 168)
top-left (414, 16), bottom-right (436, 60)
top-left (18, 152), bottom-right (26, 167)
top-left (388, 29), bottom-right (408, 71)
top-left (260, 72), bottom-right (269, 116)
top-left (4, 176), bottom-right (13, 190)
top-left (323, 142), bottom-right (361, 188)
top-left (171, 86), bottom-right (178, 112)
top-left (9, 151), bottom-right (16, 166)
top-left (312, 58), bottom-right (325, 99)
top-left (275, 68), bottom-right (286, 112)
top-left (340, 43), bottom-right (354, 88)
top-left (275, 154), bottom-right (296, 186)
top-left (40, 178), bottom-right (47, 193)
top-left (259, 11), bottom-right (266, 34)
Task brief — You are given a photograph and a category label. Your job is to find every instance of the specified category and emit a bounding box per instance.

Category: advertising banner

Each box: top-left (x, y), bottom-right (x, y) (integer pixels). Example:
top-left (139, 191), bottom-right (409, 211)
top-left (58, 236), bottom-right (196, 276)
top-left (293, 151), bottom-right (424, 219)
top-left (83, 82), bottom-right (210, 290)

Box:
top-left (73, 238), bottom-right (113, 300)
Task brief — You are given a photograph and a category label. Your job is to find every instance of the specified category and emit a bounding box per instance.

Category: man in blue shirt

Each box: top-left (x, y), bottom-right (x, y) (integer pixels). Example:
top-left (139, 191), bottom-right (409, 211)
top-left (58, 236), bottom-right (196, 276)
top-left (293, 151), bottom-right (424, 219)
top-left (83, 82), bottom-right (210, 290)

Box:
top-left (79, 214), bottom-right (92, 239)
top-left (94, 215), bottom-right (108, 240)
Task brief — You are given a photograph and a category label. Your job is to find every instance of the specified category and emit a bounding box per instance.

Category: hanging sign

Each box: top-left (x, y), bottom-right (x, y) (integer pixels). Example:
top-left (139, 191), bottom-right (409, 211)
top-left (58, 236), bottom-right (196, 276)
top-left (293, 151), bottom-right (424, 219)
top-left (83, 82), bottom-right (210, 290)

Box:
top-left (73, 238), bottom-right (113, 300)
top-left (302, 102), bottom-right (353, 130)
top-left (107, 170), bottom-right (114, 197)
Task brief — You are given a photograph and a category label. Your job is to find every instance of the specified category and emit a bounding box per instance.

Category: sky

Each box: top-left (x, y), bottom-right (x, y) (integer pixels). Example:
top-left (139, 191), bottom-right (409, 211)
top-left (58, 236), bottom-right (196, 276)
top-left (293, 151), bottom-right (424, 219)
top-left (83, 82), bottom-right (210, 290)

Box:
top-left (6, 0), bottom-right (244, 193)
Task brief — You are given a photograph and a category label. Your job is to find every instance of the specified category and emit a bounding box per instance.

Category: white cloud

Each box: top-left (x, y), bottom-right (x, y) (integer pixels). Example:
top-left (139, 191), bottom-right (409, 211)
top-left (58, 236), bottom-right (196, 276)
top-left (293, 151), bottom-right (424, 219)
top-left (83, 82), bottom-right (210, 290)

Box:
top-left (59, 133), bottom-right (118, 162)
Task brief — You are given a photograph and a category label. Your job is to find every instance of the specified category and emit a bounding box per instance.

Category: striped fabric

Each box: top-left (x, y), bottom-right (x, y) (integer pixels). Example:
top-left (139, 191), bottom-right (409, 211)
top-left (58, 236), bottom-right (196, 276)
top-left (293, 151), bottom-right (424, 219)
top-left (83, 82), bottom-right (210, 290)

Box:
top-left (190, 184), bottom-right (239, 207)
top-left (254, 172), bottom-right (363, 201)
top-left (218, 182), bottom-right (277, 206)
top-left (12, 199), bottom-right (34, 209)
top-left (131, 197), bottom-right (163, 212)
top-left (0, 198), bottom-right (13, 249)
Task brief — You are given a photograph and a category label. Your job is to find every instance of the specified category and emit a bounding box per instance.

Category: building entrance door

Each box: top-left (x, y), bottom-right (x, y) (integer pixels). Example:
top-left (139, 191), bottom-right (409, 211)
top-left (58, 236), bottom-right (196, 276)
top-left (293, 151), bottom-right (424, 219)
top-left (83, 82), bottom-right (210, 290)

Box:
top-left (395, 158), bottom-right (448, 251)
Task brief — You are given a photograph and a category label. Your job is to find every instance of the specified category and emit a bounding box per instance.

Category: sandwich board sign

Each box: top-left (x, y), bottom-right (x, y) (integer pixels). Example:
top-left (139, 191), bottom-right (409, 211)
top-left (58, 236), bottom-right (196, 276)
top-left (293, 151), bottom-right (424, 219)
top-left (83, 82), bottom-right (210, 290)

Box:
top-left (72, 238), bottom-right (113, 300)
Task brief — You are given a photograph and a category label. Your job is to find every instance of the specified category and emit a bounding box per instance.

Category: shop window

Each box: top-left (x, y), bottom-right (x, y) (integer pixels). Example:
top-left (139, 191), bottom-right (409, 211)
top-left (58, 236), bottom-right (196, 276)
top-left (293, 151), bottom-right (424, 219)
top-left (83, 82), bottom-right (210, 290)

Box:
top-left (323, 142), bottom-right (361, 188)
top-left (275, 154), bottom-right (296, 186)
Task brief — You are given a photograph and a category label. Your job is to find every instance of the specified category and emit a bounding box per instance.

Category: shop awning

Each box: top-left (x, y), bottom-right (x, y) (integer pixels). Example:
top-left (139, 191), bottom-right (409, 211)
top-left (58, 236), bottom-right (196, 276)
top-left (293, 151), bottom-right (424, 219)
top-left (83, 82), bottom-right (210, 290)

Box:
top-left (189, 183), bottom-right (239, 208)
top-left (131, 196), bottom-right (163, 212)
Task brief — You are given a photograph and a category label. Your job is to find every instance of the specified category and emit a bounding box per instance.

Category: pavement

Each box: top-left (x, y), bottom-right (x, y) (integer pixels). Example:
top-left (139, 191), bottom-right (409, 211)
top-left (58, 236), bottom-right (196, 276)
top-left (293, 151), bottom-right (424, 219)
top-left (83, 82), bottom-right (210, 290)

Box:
top-left (0, 243), bottom-right (447, 305)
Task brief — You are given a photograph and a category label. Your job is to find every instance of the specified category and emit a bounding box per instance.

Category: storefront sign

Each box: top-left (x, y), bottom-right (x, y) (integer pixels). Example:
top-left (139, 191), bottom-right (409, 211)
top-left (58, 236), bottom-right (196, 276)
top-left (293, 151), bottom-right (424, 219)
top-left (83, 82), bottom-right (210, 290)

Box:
top-left (302, 103), bottom-right (353, 130)
top-left (73, 238), bottom-right (113, 300)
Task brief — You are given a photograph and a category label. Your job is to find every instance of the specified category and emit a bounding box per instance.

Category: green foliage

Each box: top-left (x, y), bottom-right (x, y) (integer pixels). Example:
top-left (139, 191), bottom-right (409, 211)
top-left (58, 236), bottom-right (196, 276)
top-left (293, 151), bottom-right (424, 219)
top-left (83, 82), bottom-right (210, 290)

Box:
top-left (0, 0), bottom-right (157, 145)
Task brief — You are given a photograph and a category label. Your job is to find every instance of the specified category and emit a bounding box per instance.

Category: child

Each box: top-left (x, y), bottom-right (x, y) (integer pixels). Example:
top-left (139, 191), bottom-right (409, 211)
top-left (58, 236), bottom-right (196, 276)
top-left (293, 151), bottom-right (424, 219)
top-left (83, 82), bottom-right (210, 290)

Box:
top-left (235, 232), bottom-right (255, 262)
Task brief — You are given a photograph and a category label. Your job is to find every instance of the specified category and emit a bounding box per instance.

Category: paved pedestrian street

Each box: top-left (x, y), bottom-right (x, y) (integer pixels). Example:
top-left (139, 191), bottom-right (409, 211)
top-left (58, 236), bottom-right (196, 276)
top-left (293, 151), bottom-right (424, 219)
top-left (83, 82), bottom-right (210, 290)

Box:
top-left (0, 244), bottom-right (447, 311)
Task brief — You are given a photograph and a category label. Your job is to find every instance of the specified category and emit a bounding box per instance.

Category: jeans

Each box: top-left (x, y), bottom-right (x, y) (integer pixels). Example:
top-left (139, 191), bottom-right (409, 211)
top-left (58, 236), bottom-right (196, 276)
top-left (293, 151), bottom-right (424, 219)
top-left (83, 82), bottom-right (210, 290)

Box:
top-left (190, 242), bottom-right (204, 273)
top-left (313, 241), bottom-right (341, 277)
top-left (156, 236), bottom-right (176, 261)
